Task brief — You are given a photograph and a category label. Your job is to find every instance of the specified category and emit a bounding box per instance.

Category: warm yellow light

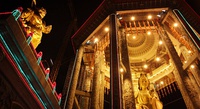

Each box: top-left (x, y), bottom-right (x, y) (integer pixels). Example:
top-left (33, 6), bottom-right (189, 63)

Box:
top-left (147, 31), bottom-right (151, 35)
top-left (159, 40), bottom-right (163, 45)
top-left (105, 27), bottom-right (109, 32)
top-left (173, 23), bottom-right (178, 27)
top-left (160, 81), bottom-right (164, 85)
top-left (190, 65), bottom-right (195, 69)
top-left (188, 50), bottom-right (192, 54)
top-left (156, 57), bottom-right (160, 61)
top-left (131, 16), bottom-right (135, 21)
top-left (147, 15), bottom-right (152, 20)
top-left (143, 64), bottom-right (148, 69)
top-left (132, 36), bottom-right (136, 39)
top-left (184, 61), bottom-right (187, 63)
top-left (120, 68), bottom-right (124, 72)
top-left (94, 38), bottom-right (98, 43)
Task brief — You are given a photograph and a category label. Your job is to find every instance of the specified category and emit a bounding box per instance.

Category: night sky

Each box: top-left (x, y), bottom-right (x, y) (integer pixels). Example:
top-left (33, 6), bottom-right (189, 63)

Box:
top-left (0, 0), bottom-right (198, 62)
top-left (0, 0), bottom-right (199, 93)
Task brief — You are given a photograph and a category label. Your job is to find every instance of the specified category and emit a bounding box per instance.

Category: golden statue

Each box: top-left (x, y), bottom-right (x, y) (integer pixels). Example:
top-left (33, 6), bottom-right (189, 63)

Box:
top-left (136, 74), bottom-right (163, 109)
top-left (20, 6), bottom-right (52, 48)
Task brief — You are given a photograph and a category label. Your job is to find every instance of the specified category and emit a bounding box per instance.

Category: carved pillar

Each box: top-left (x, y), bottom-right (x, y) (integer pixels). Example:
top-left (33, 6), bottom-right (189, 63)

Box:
top-left (110, 14), bottom-right (122, 109)
top-left (187, 70), bottom-right (200, 93)
top-left (65, 46), bottom-right (84, 109)
top-left (77, 65), bottom-right (85, 90)
top-left (61, 59), bottom-right (74, 108)
top-left (99, 71), bottom-right (105, 109)
top-left (188, 63), bottom-right (200, 87)
top-left (160, 25), bottom-right (200, 109)
top-left (120, 29), bottom-right (136, 109)
top-left (90, 51), bottom-right (101, 109)
top-left (80, 70), bottom-right (92, 109)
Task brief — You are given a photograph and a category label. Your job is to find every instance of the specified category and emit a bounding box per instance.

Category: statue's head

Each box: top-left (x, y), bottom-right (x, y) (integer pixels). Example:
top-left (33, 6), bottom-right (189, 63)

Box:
top-left (21, 8), bottom-right (34, 19)
top-left (38, 7), bottom-right (46, 18)
top-left (138, 74), bottom-right (150, 90)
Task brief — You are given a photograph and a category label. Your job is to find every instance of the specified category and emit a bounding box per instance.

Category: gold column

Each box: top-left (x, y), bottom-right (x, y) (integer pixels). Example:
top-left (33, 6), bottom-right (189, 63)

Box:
top-left (187, 71), bottom-right (200, 93)
top-left (80, 71), bottom-right (92, 109)
top-left (65, 46), bottom-right (84, 109)
top-left (90, 50), bottom-right (102, 109)
top-left (99, 71), bottom-right (105, 109)
top-left (188, 64), bottom-right (200, 88)
top-left (159, 24), bottom-right (200, 109)
top-left (120, 29), bottom-right (136, 109)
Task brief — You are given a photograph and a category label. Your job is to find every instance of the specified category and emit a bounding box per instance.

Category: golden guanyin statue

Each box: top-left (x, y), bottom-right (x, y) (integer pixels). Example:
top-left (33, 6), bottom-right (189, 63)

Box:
top-left (20, 6), bottom-right (52, 48)
top-left (136, 74), bottom-right (163, 109)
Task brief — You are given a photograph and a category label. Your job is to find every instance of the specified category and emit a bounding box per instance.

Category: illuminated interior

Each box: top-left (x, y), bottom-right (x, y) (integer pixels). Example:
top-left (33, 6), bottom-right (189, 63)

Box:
top-left (1, 1), bottom-right (200, 109)
top-left (78, 8), bottom-right (200, 108)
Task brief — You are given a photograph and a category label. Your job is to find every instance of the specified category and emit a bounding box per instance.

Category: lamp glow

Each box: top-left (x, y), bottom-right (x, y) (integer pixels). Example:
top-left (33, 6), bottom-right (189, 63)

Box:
top-left (105, 27), bottom-right (109, 32)
top-left (147, 15), bottom-right (152, 20)
top-left (131, 16), bottom-right (135, 21)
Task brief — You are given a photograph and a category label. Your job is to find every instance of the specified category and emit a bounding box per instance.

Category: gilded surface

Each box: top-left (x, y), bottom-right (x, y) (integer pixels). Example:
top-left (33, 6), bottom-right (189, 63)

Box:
top-left (20, 7), bottom-right (52, 48)
top-left (136, 74), bottom-right (163, 109)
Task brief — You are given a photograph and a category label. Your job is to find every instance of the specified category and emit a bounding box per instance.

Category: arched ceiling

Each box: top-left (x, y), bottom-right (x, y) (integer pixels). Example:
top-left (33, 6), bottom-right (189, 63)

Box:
top-left (127, 30), bottom-right (159, 63)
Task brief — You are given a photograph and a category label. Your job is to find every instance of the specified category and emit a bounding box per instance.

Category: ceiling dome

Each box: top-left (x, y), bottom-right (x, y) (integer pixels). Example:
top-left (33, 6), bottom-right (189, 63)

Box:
top-left (127, 30), bottom-right (159, 63)
top-left (127, 33), bottom-right (146, 47)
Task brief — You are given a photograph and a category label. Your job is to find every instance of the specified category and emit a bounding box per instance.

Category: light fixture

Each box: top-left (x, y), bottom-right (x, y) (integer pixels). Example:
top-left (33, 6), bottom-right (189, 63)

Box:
top-left (118, 16), bottom-right (123, 20)
top-left (105, 27), bottom-right (109, 32)
top-left (190, 65), bottom-right (195, 69)
top-left (156, 57), bottom-right (160, 62)
top-left (159, 40), bottom-right (163, 45)
top-left (116, 13), bottom-right (122, 20)
top-left (173, 23), bottom-right (178, 27)
top-left (120, 68), bottom-right (124, 72)
top-left (94, 38), bottom-right (98, 43)
top-left (86, 40), bottom-right (91, 44)
top-left (132, 36), bottom-right (136, 39)
top-left (147, 15), bottom-right (152, 20)
top-left (131, 16), bottom-right (135, 21)
top-left (160, 81), bottom-right (164, 85)
top-left (143, 64), bottom-right (148, 69)
top-left (157, 14), bottom-right (161, 17)
top-left (147, 31), bottom-right (151, 35)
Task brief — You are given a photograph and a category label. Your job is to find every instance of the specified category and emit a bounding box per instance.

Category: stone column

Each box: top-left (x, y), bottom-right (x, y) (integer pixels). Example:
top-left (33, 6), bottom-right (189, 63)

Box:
top-left (188, 63), bottom-right (200, 88)
top-left (61, 59), bottom-right (75, 108)
top-left (187, 70), bottom-right (200, 93)
top-left (80, 70), bottom-right (92, 109)
top-left (65, 46), bottom-right (84, 109)
top-left (90, 51), bottom-right (101, 109)
top-left (99, 71), bottom-right (105, 109)
top-left (120, 29), bottom-right (136, 109)
top-left (173, 9), bottom-right (200, 92)
top-left (160, 24), bottom-right (200, 109)
top-left (110, 14), bottom-right (122, 109)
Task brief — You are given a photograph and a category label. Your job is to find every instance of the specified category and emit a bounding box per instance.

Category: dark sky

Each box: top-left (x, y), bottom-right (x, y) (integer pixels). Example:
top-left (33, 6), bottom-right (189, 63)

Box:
top-left (0, 0), bottom-right (199, 93)
top-left (0, 0), bottom-right (103, 59)
top-left (0, 0), bottom-right (103, 93)
top-left (0, 0), bottom-right (198, 61)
